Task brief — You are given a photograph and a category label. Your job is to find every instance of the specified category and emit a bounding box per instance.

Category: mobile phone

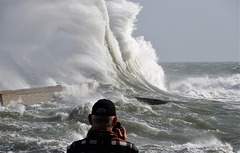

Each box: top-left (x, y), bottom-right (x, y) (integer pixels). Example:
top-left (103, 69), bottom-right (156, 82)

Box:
top-left (112, 122), bottom-right (121, 132)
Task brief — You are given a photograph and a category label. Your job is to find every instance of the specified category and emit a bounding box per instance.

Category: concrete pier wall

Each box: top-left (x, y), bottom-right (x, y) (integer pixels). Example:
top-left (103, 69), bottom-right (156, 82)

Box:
top-left (0, 85), bottom-right (63, 107)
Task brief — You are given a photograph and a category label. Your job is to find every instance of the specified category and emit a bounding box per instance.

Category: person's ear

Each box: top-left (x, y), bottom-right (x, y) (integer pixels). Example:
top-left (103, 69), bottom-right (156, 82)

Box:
top-left (88, 114), bottom-right (93, 125)
top-left (112, 116), bottom-right (117, 127)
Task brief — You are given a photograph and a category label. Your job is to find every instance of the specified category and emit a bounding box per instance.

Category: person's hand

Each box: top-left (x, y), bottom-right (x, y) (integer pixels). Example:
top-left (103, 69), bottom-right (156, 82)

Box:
top-left (116, 126), bottom-right (128, 141)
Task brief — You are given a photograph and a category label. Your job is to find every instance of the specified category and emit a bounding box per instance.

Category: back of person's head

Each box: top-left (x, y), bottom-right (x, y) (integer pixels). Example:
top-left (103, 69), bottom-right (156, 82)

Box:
top-left (91, 99), bottom-right (116, 128)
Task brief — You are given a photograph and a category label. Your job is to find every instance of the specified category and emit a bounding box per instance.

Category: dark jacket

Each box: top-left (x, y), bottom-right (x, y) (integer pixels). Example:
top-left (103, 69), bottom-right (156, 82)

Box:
top-left (67, 131), bottom-right (139, 153)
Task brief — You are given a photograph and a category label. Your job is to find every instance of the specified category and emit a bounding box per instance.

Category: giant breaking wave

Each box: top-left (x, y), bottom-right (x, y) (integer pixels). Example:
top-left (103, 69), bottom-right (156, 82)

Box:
top-left (0, 0), bottom-right (166, 92)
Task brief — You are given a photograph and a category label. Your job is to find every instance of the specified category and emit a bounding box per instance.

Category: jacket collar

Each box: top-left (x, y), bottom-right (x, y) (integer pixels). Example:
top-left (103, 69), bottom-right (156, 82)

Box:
top-left (88, 131), bottom-right (117, 139)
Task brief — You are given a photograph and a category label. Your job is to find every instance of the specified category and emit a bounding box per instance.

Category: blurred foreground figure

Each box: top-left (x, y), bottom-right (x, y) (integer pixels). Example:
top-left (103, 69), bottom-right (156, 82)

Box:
top-left (67, 99), bottom-right (139, 153)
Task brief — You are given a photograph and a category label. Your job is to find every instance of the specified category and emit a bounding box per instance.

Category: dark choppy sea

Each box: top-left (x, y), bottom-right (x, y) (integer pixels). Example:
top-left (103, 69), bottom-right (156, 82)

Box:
top-left (1, 62), bottom-right (239, 153)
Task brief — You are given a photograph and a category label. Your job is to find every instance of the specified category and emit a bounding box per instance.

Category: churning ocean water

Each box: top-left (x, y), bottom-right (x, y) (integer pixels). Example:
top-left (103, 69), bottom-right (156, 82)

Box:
top-left (0, 0), bottom-right (239, 152)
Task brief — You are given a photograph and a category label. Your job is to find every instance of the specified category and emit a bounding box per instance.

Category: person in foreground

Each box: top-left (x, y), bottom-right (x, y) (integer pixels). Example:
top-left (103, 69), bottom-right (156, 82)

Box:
top-left (67, 99), bottom-right (139, 153)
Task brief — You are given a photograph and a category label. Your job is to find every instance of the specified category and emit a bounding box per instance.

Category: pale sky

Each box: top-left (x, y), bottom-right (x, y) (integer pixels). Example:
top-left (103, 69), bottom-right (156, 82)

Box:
top-left (130, 0), bottom-right (240, 62)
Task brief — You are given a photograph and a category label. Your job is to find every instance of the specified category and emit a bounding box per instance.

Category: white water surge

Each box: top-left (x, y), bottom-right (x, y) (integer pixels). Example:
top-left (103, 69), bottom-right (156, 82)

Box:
top-left (0, 0), bottom-right (165, 91)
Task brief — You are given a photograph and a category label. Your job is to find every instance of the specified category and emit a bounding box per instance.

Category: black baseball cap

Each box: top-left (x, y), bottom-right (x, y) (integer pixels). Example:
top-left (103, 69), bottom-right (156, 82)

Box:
top-left (91, 99), bottom-right (116, 116)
